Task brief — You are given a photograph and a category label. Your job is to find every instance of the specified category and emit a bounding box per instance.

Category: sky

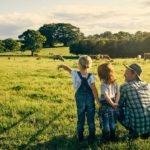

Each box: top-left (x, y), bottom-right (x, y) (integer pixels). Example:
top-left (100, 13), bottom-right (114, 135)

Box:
top-left (0, 0), bottom-right (150, 39)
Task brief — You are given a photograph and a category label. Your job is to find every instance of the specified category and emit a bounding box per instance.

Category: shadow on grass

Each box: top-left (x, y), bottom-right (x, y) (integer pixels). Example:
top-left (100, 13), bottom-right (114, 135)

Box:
top-left (0, 111), bottom-right (37, 135)
top-left (19, 108), bottom-right (66, 150)
top-left (23, 133), bottom-right (131, 150)
top-left (19, 129), bottom-right (131, 150)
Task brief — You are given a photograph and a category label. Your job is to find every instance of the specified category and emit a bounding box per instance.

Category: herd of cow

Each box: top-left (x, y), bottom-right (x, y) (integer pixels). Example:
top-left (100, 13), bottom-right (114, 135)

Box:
top-left (50, 53), bottom-right (150, 62)
top-left (5, 53), bottom-right (150, 61)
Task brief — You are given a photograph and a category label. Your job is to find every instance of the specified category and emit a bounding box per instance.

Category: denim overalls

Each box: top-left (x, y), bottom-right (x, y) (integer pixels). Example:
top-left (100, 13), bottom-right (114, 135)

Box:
top-left (75, 72), bottom-right (95, 138)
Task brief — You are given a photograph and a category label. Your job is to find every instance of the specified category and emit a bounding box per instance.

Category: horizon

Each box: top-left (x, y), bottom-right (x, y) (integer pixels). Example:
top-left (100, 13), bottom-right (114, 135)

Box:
top-left (0, 0), bottom-right (150, 39)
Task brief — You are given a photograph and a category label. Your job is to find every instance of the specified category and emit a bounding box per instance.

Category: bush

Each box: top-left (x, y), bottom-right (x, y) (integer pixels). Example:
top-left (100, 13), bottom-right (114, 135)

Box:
top-left (70, 37), bottom-right (150, 58)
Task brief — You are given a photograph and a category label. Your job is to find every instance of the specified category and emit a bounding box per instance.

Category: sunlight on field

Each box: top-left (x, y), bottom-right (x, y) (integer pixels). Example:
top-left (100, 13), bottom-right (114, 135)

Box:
top-left (0, 48), bottom-right (150, 149)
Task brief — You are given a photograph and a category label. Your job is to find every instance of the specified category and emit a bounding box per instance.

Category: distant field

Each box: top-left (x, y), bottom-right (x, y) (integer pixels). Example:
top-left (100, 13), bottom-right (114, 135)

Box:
top-left (0, 47), bottom-right (150, 150)
top-left (0, 47), bottom-right (71, 56)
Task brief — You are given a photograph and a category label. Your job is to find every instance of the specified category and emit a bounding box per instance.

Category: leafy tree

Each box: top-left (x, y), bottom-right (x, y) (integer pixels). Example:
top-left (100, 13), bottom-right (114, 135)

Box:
top-left (39, 24), bottom-right (56, 47)
top-left (0, 40), bottom-right (5, 52)
top-left (54, 23), bottom-right (84, 46)
top-left (100, 31), bottom-right (113, 39)
top-left (18, 29), bottom-right (46, 56)
top-left (39, 23), bottom-right (84, 47)
top-left (3, 38), bottom-right (20, 52)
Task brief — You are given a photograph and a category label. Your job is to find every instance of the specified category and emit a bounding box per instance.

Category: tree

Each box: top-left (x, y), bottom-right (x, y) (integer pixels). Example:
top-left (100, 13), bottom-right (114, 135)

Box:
top-left (142, 36), bottom-right (150, 53)
top-left (100, 31), bottom-right (113, 39)
top-left (18, 29), bottom-right (46, 56)
top-left (39, 23), bottom-right (84, 47)
top-left (54, 23), bottom-right (84, 46)
top-left (39, 24), bottom-right (56, 47)
top-left (3, 38), bottom-right (20, 52)
top-left (0, 40), bottom-right (5, 52)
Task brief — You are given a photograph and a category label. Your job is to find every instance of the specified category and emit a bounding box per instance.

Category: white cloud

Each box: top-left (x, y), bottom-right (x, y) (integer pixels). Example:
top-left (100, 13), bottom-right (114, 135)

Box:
top-left (0, 4), bottom-right (150, 39)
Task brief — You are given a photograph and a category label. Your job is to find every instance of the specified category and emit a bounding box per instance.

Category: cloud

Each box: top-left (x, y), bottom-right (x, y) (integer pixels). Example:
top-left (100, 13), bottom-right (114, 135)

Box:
top-left (141, 0), bottom-right (150, 6)
top-left (0, 4), bottom-right (150, 39)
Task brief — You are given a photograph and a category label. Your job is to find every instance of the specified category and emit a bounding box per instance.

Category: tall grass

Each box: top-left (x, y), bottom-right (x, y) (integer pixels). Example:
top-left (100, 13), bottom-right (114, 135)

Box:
top-left (0, 48), bottom-right (150, 150)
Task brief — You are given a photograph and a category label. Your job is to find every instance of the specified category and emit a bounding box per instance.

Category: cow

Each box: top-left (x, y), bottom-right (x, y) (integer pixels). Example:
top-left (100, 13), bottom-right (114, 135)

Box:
top-left (36, 57), bottom-right (41, 60)
top-left (102, 55), bottom-right (111, 60)
top-left (144, 53), bottom-right (150, 60)
top-left (52, 55), bottom-right (65, 61)
top-left (33, 54), bottom-right (39, 57)
top-left (89, 55), bottom-right (100, 60)
top-left (49, 52), bottom-right (54, 56)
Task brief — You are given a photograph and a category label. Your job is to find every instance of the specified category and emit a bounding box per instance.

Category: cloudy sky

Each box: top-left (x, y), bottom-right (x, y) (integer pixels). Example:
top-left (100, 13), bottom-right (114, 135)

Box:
top-left (0, 0), bottom-right (150, 39)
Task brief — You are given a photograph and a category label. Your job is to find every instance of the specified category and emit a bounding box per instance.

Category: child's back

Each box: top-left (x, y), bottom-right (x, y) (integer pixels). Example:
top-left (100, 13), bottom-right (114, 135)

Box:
top-left (58, 55), bottom-right (101, 142)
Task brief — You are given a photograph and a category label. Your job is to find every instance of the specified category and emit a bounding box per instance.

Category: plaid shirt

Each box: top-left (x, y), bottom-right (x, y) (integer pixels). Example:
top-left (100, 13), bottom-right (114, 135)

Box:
top-left (119, 80), bottom-right (150, 135)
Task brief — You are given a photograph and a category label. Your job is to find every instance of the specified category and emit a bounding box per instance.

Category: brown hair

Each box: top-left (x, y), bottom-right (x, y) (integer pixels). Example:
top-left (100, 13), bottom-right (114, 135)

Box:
top-left (97, 63), bottom-right (116, 84)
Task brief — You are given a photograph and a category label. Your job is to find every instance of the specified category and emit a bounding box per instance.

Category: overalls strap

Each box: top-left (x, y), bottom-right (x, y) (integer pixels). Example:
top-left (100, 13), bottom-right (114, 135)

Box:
top-left (77, 71), bottom-right (91, 81)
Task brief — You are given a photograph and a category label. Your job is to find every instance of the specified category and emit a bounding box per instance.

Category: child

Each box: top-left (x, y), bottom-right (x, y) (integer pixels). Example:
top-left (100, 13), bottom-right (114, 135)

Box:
top-left (97, 63), bottom-right (119, 141)
top-left (58, 55), bottom-right (101, 142)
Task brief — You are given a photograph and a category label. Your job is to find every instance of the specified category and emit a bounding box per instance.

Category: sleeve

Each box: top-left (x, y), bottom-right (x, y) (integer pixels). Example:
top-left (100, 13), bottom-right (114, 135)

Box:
top-left (88, 74), bottom-right (96, 85)
top-left (71, 70), bottom-right (81, 90)
top-left (71, 70), bottom-right (78, 84)
top-left (101, 83), bottom-right (109, 95)
top-left (71, 70), bottom-right (77, 77)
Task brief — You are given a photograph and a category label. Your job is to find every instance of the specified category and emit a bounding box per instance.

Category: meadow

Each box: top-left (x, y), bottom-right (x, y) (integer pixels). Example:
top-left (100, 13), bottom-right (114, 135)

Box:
top-left (0, 47), bottom-right (150, 150)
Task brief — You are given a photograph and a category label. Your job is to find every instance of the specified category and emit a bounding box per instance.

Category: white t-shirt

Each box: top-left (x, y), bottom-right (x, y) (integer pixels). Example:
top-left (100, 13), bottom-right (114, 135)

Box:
top-left (71, 70), bottom-right (96, 92)
top-left (100, 82), bottom-right (118, 100)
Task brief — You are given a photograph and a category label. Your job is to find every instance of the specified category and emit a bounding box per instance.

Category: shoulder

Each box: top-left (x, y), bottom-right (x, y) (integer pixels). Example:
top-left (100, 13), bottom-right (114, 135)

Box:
top-left (101, 82), bottom-right (109, 89)
top-left (120, 82), bottom-right (130, 92)
top-left (114, 81), bottom-right (118, 85)
top-left (88, 73), bottom-right (96, 84)
top-left (71, 70), bottom-right (78, 76)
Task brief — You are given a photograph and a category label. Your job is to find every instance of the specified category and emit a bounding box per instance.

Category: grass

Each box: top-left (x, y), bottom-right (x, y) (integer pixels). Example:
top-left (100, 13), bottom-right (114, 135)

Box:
top-left (0, 47), bottom-right (150, 150)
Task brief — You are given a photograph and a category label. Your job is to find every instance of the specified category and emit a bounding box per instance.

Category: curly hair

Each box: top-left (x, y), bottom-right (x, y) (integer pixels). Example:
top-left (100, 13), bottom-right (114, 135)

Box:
top-left (97, 63), bottom-right (116, 84)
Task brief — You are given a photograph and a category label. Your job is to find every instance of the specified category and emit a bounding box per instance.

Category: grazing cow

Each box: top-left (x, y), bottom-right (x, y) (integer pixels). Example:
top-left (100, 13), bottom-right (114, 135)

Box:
top-left (144, 53), bottom-right (150, 60)
top-left (89, 54), bottom-right (111, 60)
top-left (89, 55), bottom-right (100, 60)
top-left (103, 55), bottom-right (111, 60)
top-left (53, 55), bottom-right (64, 61)
top-left (33, 54), bottom-right (39, 57)
top-left (36, 57), bottom-right (41, 60)
top-left (49, 52), bottom-right (54, 56)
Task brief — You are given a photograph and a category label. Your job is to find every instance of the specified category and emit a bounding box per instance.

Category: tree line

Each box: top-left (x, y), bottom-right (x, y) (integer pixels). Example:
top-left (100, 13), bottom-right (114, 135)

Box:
top-left (0, 23), bottom-right (150, 57)
top-left (0, 23), bottom-right (83, 56)
top-left (70, 31), bottom-right (150, 58)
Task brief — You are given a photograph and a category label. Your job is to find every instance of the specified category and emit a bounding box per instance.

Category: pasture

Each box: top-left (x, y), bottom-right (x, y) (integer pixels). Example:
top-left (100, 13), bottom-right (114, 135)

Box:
top-left (0, 47), bottom-right (150, 150)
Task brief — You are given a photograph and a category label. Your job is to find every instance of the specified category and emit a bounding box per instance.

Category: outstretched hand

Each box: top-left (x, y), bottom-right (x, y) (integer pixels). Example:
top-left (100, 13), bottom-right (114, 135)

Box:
top-left (57, 64), bottom-right (64, 70)
top-left (57, 65), bottom-right (72, 74)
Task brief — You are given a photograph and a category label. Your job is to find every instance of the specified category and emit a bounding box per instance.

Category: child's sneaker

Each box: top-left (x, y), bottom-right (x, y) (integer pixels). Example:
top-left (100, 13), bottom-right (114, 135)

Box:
top-left (88, 134), bottom-right (95, 144)
top-left (110, 130), bottom-right (116, 141)
top-left (78, 132), bottom-right (84, 142)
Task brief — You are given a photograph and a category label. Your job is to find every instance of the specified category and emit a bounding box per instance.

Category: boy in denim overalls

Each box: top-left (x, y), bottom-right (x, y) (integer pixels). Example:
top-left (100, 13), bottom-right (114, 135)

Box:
top-left (58, 55), bottom-right (101, 142)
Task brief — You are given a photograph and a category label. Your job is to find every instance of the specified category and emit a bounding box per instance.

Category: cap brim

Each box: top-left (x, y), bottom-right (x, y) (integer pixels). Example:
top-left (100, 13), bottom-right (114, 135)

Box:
top-left (124, 64), bottom-right (142, 81)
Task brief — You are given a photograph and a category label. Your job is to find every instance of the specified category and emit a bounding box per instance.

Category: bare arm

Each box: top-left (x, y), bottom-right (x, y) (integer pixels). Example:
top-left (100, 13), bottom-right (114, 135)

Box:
top-left (58, 65), bottom-right (72, 74)
top-left (90, 83), bottom-right (101, 108)
top-left (104, 93), bottom-right (118, 109)
top-left (115, 91), bottom-right (120, 103)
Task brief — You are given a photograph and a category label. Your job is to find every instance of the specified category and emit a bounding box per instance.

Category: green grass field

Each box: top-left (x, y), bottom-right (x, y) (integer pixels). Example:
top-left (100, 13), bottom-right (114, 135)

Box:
top-left (0, 47), bottom-right (150, 150)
